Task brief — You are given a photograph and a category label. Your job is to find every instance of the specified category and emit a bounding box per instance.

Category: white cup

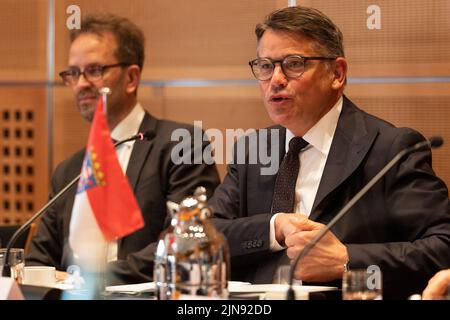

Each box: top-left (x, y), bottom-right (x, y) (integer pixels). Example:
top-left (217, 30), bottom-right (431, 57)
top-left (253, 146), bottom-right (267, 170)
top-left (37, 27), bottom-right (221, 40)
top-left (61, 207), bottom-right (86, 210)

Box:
top-left (23, 266), bottom-right (56, 287)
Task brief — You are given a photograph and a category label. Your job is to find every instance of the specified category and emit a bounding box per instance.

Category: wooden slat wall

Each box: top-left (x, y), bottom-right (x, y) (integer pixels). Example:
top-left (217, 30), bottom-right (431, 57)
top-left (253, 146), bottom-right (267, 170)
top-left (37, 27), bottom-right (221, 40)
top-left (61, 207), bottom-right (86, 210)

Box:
top-left (302, 0), bottom-right (450, 76)
top-left (0, 88), bottom-right (48, 225)
top-left (54, 0), bottom-right (282, 80)
top-left (0, 1), bottom-right (49, 225)
top-left (0, 0), bottom-right (48, 81)
top-left (302, 0), bottom-right (450, 184)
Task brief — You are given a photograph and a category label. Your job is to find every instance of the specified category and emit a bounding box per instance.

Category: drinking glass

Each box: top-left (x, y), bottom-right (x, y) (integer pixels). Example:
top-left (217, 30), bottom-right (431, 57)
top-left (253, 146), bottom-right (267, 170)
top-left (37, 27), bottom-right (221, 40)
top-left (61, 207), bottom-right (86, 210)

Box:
top-left (342, 268), bottom-right (382, 300)
top-left (273, 265), bottom-right (291, 284)
top-left (0, 248), bottom-right (25, 284)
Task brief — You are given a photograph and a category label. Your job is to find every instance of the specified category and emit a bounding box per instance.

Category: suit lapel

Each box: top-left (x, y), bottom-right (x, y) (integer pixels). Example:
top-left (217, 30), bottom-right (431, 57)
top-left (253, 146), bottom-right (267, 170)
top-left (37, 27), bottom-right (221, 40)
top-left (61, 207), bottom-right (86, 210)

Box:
top-left (309, 96), bottom-right (378, 221)
top-left (126, 112), bottom-right (157, 192)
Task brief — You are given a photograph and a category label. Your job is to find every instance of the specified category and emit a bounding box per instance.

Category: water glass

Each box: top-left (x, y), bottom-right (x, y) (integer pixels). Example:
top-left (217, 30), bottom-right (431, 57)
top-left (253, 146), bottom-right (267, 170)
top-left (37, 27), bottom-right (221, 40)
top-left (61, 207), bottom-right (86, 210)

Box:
top-left (273, 265), bottom-right (291, 284)
top-left (0, 248), bottom-right (25, 284)
top-left (342, 268), bottom-right (382, 300)
top-left (273, 265), bottom-right (302, 286)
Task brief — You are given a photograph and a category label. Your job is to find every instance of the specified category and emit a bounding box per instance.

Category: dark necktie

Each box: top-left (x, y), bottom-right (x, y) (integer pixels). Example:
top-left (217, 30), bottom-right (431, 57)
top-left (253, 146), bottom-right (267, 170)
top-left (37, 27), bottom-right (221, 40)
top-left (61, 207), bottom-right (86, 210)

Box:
top-left (271, 136), bottom-right (309, 214)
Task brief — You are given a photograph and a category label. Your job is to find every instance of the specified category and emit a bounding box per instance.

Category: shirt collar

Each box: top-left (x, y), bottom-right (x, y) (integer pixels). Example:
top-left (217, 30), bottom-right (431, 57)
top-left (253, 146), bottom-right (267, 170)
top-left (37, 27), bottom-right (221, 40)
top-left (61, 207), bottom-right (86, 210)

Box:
top-left (110, 103), bottom-right (145, 143)
top-left (286, 96), bottom-right (343, 156)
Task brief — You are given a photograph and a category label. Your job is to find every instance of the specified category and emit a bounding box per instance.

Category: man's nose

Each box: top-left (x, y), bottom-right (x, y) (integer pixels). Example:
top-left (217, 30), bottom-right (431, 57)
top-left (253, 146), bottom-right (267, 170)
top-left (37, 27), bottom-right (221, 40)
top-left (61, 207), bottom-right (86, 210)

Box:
top-left (73, 73), bottom-right (93, 91)
top-left (270, 64), bottom-right (288, 88)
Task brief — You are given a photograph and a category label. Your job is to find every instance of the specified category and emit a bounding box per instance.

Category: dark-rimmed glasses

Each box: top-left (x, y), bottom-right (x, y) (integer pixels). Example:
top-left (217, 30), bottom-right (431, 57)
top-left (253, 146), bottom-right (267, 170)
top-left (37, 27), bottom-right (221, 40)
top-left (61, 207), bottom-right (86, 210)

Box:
top-left (59, 63), bottom-right (131, 86)
top-left (249, 55), bottom-right (336, 81)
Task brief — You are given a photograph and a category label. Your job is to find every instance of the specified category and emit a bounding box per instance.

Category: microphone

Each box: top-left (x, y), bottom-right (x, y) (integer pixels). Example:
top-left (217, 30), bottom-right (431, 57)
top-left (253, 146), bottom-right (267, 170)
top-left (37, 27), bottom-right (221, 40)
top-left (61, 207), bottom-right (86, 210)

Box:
top-left (1, 130), bottom-right (154, 277)
top-left (115, 130), bottom-right (155, 145)
top-left (286, 136), bottom-right (444, 300)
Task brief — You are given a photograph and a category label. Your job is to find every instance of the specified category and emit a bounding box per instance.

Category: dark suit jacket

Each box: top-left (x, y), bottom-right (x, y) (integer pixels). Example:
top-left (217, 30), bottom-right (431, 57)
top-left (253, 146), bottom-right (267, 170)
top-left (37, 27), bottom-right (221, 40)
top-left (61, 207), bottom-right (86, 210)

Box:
top-left (211, 96), bottom-right (450, 299)
top-left (26, 112), bottom-right (220, 285)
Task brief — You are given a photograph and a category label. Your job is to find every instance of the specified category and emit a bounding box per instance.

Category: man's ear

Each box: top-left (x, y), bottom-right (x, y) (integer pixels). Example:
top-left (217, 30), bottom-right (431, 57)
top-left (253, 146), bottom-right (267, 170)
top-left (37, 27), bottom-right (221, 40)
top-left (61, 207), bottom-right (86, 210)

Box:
top-left (125, 65), bottom-right (141, 94)
top-left (331, 57), bottom-right (347, 90)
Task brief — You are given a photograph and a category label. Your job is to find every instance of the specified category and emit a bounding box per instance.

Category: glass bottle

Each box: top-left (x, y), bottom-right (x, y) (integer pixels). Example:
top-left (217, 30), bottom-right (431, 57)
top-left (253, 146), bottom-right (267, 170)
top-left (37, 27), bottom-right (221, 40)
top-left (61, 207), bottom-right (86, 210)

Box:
top-left (154, 187), bottom-right (230, 300)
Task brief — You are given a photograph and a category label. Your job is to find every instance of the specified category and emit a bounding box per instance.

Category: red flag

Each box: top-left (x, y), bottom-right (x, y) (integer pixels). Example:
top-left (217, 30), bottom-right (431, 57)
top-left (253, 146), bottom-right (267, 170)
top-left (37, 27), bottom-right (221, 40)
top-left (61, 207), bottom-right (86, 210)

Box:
top-left (71, 98), bottom-right (144, 242)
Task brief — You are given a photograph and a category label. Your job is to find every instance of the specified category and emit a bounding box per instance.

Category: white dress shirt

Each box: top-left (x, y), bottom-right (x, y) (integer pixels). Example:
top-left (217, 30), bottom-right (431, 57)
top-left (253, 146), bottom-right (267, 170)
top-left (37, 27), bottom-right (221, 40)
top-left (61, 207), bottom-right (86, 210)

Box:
top-left (269, 97), bottom-right (343, 251)
top-left (106, 103), bottom-right (145, 261)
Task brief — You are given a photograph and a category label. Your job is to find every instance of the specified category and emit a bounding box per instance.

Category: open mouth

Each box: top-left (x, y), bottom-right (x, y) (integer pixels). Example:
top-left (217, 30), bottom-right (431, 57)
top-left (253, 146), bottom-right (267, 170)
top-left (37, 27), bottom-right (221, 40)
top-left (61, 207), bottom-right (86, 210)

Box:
top-left (270, 96), bottom-right (290, 103)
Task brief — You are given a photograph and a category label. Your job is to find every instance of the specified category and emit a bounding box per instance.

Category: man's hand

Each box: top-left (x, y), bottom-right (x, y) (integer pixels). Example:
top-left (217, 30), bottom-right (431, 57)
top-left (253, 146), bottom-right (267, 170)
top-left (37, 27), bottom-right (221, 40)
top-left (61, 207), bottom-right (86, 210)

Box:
top-left (274, 213), bottom-right (321, 246)
top-left (284, 220), bottom-right (348, 282)
top-left (422, 269), bottom-right (450, 300)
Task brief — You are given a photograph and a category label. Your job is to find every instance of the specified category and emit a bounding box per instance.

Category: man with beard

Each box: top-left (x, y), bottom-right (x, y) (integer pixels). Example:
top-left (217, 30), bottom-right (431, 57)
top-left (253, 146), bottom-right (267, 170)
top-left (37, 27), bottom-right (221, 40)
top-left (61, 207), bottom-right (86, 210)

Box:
top-left (26, 13), bottom-right (220, 284)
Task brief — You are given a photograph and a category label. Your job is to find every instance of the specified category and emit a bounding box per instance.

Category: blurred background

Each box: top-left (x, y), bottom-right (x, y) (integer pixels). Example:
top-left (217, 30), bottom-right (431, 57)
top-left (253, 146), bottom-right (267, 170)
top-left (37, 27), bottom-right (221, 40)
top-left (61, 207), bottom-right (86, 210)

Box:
top-left (0, 0), bottom-right (449, 232)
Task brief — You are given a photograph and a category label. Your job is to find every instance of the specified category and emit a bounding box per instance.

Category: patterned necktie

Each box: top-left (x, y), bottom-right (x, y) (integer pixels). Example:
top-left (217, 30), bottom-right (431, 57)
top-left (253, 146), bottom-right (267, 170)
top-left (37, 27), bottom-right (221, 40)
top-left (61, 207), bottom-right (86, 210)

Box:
top-left (271, 136), bottom-right (309, 214)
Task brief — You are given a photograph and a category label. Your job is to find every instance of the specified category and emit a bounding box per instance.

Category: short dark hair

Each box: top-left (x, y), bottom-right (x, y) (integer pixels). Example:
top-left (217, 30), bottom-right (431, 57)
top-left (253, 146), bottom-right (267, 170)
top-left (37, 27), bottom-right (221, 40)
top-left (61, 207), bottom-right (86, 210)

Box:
top-left (255, 6), bottom-right (344, 57)
top-left (70, 13), bottom-right (145, 70)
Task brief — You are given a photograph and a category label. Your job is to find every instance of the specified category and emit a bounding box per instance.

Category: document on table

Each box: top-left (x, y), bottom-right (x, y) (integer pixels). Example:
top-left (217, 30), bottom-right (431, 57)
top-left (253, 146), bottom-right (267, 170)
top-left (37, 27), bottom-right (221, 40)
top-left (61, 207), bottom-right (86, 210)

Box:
top-left (104, 281), bottom-right (336, 297)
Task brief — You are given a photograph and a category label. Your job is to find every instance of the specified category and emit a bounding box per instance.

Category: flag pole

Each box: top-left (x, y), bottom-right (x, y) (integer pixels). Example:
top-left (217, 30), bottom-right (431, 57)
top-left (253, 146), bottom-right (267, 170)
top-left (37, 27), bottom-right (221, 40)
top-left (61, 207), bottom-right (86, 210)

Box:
top-left (96, 87), bottom-right (111, 298)
top-left (99, 87), bottom-right (111, 114)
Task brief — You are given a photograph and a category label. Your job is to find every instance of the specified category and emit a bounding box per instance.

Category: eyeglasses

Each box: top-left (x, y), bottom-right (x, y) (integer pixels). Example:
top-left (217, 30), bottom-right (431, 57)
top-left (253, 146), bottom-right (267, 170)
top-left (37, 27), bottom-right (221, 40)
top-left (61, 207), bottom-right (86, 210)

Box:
top-left (248, 55), bottom-right (336, 81)
top-left (59, 62), bottom-right (131, 86)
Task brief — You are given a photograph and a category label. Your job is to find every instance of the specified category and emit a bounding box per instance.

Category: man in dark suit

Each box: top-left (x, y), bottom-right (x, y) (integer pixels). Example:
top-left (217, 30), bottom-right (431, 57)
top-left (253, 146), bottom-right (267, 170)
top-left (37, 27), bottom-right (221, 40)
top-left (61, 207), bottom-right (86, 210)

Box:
top-left (211, 6), bottom-right (450, 299)
top-left (26, 14), bottom-right (220, 284)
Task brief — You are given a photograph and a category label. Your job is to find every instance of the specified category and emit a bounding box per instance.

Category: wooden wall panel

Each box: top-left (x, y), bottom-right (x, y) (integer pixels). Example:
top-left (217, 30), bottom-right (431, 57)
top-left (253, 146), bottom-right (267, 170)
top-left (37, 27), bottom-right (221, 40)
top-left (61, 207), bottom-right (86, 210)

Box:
top-left (55, 0), bottom-right (281, 80)
top-left (0, 88), bottom-right (48, 225)
top-left (302, 0), bottom-right (450, 76)
top-left (0, 0), bottom-right (48, 81)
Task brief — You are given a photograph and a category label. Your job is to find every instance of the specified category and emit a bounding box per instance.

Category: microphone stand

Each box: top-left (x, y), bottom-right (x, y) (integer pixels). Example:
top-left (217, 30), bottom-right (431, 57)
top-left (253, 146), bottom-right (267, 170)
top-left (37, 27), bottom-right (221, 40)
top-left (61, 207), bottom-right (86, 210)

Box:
top-left (1, 131), bottom-right (154, 277)
top-left (286, 137), bottom-right (443, 300)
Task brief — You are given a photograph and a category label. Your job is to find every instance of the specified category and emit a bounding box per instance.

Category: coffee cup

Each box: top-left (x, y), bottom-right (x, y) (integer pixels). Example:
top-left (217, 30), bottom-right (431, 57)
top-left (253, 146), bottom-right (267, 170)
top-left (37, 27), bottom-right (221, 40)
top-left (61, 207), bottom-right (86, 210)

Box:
top-left (23, 266), bottom-right (56, 287)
